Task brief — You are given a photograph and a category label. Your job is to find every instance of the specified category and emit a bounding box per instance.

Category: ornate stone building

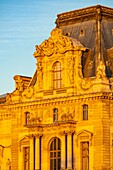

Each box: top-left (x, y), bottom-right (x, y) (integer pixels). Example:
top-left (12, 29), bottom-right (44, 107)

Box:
top-left (1, 4), bottom-right (113, 170)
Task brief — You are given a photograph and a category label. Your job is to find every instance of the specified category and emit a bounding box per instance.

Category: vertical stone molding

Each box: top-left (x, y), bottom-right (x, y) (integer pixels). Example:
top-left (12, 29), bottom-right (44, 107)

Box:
top-left (30, 136), bottom-right (35, 170)
top-left (35, 136), bottom-right (40, 170)
top-left (67, 133), bottom-right (72, 170)
top-left (61, 135), bottom-right (66, 170)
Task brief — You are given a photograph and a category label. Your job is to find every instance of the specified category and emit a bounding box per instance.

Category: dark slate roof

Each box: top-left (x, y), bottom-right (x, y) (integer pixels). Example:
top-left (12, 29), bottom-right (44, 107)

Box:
top-left (56, 5), bottom-right (113, 78)
top-left (0, 94), bottom-right (7, 98)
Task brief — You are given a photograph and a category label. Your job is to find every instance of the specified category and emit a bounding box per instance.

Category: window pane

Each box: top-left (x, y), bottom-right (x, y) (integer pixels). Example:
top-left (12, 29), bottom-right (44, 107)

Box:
top-left (58, 152), bottom-right (61, 157)
top-left (83, 105), bottom-right (88, 120)
top-left (58, 159), bottom-right (61, 169)
top-left (50, 141), bottom-right (53, 151)
top-left (54, 139), bottom-right (56, 150)
top-left (58, 139), bottom-right (60, 150)
top-left (50, 152), bottom-right (53, 158)
top-left (54, 159), bottom-right (56, 168)
top-left (54, 152), bottom-right (56, 157)
top-left (83, 110), bottom-right (88, 120)
top-left (50, 159), bottom-right (53, 170)
top-left (53, 62), bottom-right (62, 89)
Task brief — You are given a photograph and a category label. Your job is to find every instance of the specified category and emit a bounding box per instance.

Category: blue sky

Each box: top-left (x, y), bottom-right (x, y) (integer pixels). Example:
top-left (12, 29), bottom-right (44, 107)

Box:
top-left (0, 0), bottom-right (113, 94)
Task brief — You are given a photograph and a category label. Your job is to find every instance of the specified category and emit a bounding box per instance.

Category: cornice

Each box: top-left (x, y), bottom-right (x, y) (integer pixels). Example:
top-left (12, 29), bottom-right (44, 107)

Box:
top-left (56, 5), bottom-right (113, 27)
top-left (25, 120), bottom-right (76, 128)
top-left (3, 92), bottom-right (113, 110)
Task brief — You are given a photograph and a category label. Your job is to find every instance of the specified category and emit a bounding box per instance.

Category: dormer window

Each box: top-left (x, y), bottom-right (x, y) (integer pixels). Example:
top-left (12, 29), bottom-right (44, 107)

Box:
top-left (53, 61), bottom-right (62, 89)
top-left (80, 29), bottom-right (85, 36)
top-left (65, 32), bottom-right (70, 36)
top-left (53, 108), bottom-right (58, 122)
top-left (83, 104), bottom-right (88, 120)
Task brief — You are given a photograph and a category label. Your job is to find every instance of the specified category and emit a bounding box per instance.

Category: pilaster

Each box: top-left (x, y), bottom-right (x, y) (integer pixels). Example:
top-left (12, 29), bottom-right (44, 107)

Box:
top-left (67, 133), bottom-right (72, 170)
top-left (30, 136), bottom-right (35, 170)
top-left (61, 134), bottom-right (66, 170)
top-left (35, 136), bottom-right (40, 170)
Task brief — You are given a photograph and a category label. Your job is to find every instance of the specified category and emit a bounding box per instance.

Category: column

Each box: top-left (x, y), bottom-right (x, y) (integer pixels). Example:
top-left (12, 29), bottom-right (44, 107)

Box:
top-left (35, 136), bottom-right (40, 170)
top-left (61, 135), bottom-right (66, 170)
top-left (67, 133), bottom-right (72, 170)
top-left (30, 136), bottom-right (35, 170)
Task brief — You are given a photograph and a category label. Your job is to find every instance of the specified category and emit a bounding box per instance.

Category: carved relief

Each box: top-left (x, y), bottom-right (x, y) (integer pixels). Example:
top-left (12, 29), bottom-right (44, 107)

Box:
top-left (33, 28), bottom-right (82, 58)
top-left (34, 45), bottom-right (43, 58)
top-left (37, 60), bottom-right (43, 90)
top-left (44, 109), bottom-right (51, 123)
top-left (27, 110), bottom-right (43, 125)
top-left (80, 78), bottom-right (92, 90)
top-left (6, 93), bottom-right (12, 104)
top-left (29, 116), bottom-right (42, 125)
top-left (61, 107), bottom-right (75, 121)
top-left (68, 55), bottom-right (75, 84)
top-left (6, 159), bottom-right (11, 170)
top-left (22, 86), bottom-right (34, 99)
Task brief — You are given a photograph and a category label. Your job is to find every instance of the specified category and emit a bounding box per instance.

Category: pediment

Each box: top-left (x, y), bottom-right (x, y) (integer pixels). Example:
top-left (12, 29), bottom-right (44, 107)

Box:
top-left (19, 135), bottom-right (30, 143)
top-left (19, 135), bottom-right (30, 151)
top-left (76, 129), bottom-right (93, 146)
top-left (33, 28), bottom-right (85, 58)
top-left (76, 129), bottom-right (93, 137)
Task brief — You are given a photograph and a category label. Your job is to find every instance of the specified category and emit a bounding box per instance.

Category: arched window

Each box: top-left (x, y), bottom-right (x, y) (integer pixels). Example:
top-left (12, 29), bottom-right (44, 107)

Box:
top-left (53, 108), bottom-right (58, 122)
top-left (50, 138), bottom-right (61, 170)
top-left (83, 104), bottom-right (88, 120)
top-left (53, 61), bottom-right (62, 89)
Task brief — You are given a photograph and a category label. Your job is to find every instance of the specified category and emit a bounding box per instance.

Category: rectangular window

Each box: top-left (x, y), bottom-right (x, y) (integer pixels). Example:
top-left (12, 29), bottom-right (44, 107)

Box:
top-left (81, 142), bottom-right (89, 170)
top-left (25, 112), bottom-right (30, 125)
top-left (53, 62), bottom-right (62, 89)
top-left (83, 105), bottom-right (88, 120)
top-left (23, 147), bottom-right (30, 170)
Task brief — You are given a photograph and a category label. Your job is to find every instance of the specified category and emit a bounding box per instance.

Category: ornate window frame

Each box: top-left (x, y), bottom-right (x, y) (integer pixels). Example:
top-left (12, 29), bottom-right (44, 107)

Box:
top-left (19, 136), bottom-right (30, 170)
top-left (75, 130), bottom-right (93, 170)
top-left (76, 130), bottom-right (93, 147)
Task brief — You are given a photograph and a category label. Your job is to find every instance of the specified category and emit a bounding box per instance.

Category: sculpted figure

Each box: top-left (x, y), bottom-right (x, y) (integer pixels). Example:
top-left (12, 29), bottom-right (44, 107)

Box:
top-left (68, 56), bottom-right (75, 84)
top-left (6, 159), bottom-right (11, 170)
top-left (96, 61), bottom-right (106, 79)
top-left (37, 61), bottom-right (43, 89)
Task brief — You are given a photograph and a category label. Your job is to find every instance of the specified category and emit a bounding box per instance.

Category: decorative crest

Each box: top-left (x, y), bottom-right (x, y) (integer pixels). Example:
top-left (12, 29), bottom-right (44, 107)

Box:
top-left (33, 28), bottom-right (83, 57)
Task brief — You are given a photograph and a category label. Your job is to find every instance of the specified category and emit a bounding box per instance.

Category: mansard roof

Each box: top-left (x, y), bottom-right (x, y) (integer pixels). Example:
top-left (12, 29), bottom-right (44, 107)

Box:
top-left (56, 5), bottom-right (113, 27)
top-left (0, 94), bottom-right (6, 103)
top-left (56, 5), bottom-right (113, 78)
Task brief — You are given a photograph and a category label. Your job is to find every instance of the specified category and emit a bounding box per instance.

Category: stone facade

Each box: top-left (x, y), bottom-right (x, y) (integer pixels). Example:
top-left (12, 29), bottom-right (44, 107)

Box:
top-left (1, 5), bottom-right (113, 170)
